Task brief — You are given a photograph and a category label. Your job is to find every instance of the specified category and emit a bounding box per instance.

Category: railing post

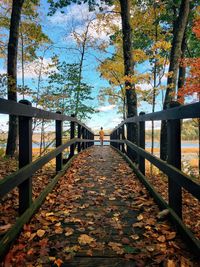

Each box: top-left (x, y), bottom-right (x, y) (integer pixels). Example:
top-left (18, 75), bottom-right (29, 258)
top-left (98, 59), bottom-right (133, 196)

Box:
top-left (167, 101), bottom-right (182, 218)
top-left (121, 125), bottom-right (125, 153)
top-left (70, 114), bottom-right (75, 158)
top-left (113, 131), bottom-right (116, 148)
top-left (56, 112), bottom-right (62, 172)
top-left (127, 121), bottom-right (138, 162)
top-left (78, 124), bottom-right (81, 152)
top-left (116, 128), bottom-right (119, 149)
top-left (82, 127), bottom-right (85, 150)
top-left (86, 130), bottom-right (89, 148)
top-left (139, 112), bottom-right (145, 175)
top-left (18, 100), bottom-right (32, 215)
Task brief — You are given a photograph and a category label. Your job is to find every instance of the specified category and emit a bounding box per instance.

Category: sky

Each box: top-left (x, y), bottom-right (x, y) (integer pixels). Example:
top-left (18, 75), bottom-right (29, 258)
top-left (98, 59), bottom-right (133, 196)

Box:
top-left (0, 0), bottom-right (165, 133)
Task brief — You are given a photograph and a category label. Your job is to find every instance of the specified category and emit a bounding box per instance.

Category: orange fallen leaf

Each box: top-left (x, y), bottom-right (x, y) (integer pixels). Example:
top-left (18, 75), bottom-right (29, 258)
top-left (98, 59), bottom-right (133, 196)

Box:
top-left (55, 227), bottom-right (63, 234)
top-left (86, 249), bottom-right (93, 256)
top-left (36, 229), bottom-right (45, 238)
top-left (27, 248), bottom-right (34, 255)
top-left (165, 259), bottom-right (176, 267)
top-left (54, 258), bottom-right (63, 267)
top-left (157, 235), bottom-right (166, 242)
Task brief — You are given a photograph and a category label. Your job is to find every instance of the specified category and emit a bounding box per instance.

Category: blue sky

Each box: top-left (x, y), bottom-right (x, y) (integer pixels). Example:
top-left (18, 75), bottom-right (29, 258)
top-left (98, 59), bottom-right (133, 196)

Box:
top-left (0, 0), bottom-right (164, 133)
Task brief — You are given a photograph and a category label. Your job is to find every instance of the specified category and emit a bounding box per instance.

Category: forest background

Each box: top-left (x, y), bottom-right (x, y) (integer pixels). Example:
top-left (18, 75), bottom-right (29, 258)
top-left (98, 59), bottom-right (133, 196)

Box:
top-left (0, 0), bottom-right (199, 168)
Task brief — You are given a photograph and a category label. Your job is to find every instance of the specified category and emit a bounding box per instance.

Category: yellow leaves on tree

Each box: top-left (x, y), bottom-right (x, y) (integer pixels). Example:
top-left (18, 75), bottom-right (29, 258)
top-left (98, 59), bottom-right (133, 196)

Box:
top-left (152, 40), bottom-right (171, 52)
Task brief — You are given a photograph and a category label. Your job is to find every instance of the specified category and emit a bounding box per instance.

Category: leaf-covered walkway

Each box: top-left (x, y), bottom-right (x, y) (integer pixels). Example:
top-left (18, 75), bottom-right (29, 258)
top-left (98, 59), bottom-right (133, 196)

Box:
top-left (4, 147), bottom-right (198, 266)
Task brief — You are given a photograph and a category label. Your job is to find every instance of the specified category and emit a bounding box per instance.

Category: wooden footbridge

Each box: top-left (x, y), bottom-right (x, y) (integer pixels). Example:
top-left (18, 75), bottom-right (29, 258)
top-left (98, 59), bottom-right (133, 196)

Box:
top-left (0, 98), bottom-right (200, 266)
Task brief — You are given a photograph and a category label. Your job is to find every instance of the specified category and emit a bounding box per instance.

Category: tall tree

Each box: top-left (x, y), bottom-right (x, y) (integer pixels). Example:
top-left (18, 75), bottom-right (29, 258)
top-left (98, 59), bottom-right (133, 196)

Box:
top-left (48, 0), bottom-right (138, 151)
top-left (119, 0), bottom-right (137, 160)
top-left (38, 59), bottom-right (95, 120)
top-left (6, 0), bottom-right (25, 156)
top-left (160, 0), bottom-right (190, 160)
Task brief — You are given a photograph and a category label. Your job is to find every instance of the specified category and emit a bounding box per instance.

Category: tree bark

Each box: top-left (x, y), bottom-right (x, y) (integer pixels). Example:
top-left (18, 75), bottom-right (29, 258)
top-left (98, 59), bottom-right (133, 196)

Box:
top-left (177, 30), bottom-right (187, 101)
top-left (160, 0), bottom-right (190, 160)
top-left (6, 0), bottom-right (25, 156)
top-left (119, 0), bottom-right (137, 160)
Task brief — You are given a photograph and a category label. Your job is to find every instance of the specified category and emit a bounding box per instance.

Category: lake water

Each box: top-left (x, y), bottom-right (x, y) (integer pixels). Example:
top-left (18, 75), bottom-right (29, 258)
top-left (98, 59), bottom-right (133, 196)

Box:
top-left (95, 141), bottom-right (198, 148)
top-left (0, 141), bottom-right (198, 149)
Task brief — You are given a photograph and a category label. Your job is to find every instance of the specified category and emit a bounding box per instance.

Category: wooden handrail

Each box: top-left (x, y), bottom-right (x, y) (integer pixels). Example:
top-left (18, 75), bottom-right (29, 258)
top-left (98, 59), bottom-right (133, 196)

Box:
top-left (111, 101), bottom-right (200, 134)
top-left (0, 98), bottom-right (93, 133)
top-left (110, 101), bottom-right (200, 255)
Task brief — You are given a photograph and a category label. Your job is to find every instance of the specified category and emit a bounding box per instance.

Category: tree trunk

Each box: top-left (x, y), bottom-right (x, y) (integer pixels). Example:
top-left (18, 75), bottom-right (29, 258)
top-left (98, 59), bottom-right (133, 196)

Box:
top-left (6, 0), bottom-right (25, 157)
top-left (160, 0), bottom-right (190, 160)
top-left (119, 0), bottom-right (137, 160)
top-left (177, 31), bottom-right (187, 101)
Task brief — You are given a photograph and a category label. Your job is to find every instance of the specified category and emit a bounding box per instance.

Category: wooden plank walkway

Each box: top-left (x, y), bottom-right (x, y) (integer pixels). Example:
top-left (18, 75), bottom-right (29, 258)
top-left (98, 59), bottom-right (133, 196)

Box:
top-left (3, 147), bottom-right (199, 266)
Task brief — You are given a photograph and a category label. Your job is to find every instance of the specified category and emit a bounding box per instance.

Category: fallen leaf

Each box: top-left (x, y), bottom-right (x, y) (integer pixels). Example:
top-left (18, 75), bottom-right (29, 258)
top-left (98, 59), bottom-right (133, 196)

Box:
top-left (165, 259), bottom-right (176, 267)
top-left (109, 197), bottom-right (116, 200)
top-left (78, 234), bottom-right (95, 245)
top-left (54, 258), bottom-right (63, 267)
top-left (130, 234), bottom-right (140, 240)
top-left (64, 245), bottom-right (80, 253)
top-left (137, 214), bottom-right (144, 221)
top-left (36, 229), bottom-right (45, 238)
top-left (86, 249), bottom-right (93, 256)
top-left (108, 242), bottom-right (124, 255)
top-left (29, 233), bottom-right (37, 241)
top-left (65, 227), bottom-right (74, 236)
top-left (55, 227), bottom-right (63, 234)
top-left (157, 235), bottom-right (166, 242)
top-left (166, 232), bottom-right (176, 240)
top-left (146, 245), bottom-right (155, 252)
top-left (27, 248), bottom-right (34, 255)
top-left (180, 256), bottom-right (193, 267)
top-left (132, 222), bottom-right (144, 228)
top-left (0, 224), bottom-right (12, 233)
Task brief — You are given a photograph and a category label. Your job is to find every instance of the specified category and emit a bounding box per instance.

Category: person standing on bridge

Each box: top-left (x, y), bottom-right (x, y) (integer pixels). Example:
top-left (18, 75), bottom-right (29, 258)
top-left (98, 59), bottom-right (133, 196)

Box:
top-left (99, 127), bottom-right (104, 146)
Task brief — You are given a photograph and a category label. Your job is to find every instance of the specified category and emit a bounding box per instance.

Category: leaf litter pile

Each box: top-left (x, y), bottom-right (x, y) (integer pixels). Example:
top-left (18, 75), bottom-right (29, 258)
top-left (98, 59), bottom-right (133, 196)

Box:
top-left (1, 147), bottom-right (200, 266)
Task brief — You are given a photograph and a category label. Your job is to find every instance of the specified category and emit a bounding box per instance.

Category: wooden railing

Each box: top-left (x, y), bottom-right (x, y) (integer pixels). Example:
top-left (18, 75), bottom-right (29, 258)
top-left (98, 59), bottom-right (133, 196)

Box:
top-left (0, 97), bottom-right (94, 258)
top-left (110, 101), bottom-right (200, 255)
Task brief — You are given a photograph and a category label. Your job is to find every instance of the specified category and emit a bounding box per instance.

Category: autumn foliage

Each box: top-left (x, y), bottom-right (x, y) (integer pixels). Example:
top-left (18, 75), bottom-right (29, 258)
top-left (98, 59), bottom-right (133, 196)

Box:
top-left (178, 18), bottom-right (200, 103)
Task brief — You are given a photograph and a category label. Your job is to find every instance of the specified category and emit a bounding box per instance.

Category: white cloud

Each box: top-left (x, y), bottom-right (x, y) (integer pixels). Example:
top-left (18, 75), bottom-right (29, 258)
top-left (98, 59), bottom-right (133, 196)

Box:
top-left (49, 4), bottom-right (92, 25)
top-left (0, 58), bottom-right (57, 80)
top-left (111, 117), bottom-right (123, 125)
top-left (49, 3), bottom-right (120, 44)
top-left (97, 104), bottom-right (116, 112)
top-left (18, 57), bottom-right (56, 79)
